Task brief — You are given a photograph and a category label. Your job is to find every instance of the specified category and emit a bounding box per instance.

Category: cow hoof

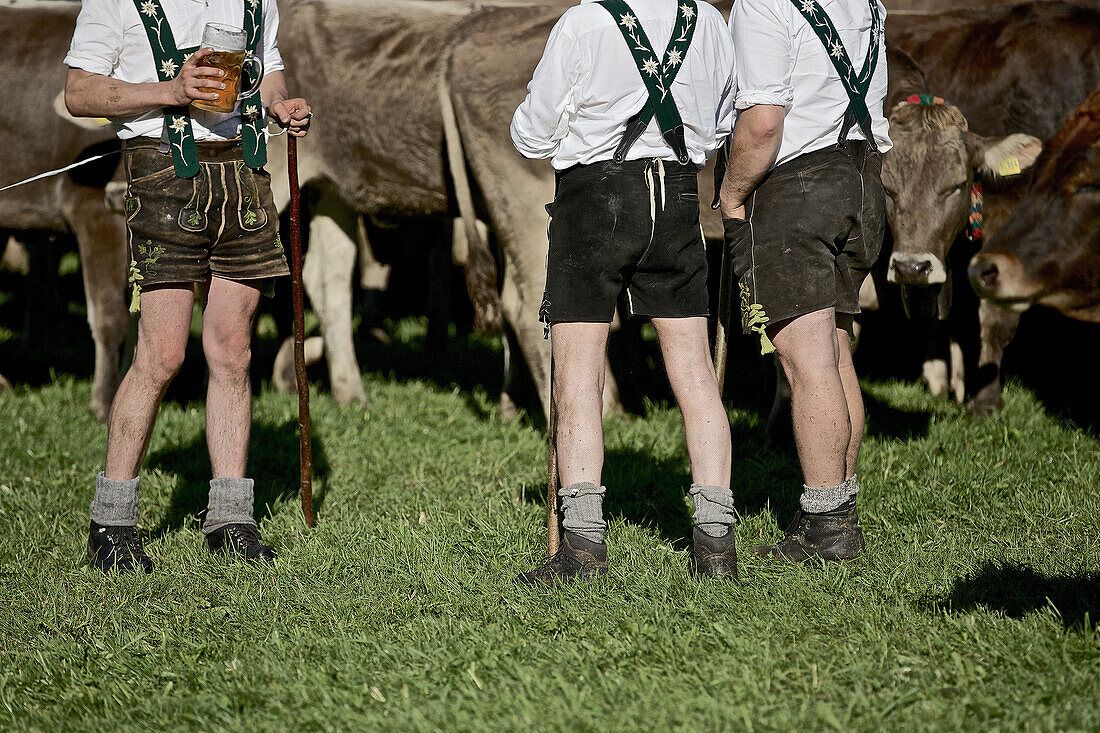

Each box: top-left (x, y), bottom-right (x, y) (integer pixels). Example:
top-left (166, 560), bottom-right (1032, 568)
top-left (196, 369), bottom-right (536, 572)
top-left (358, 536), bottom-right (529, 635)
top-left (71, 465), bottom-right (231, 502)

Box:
top-left (90, 398), bottom-right (110, 424)
top-left (332, 380), bottom-right (369, 409)
top-left (965, 398), bottom-right (1001, 419)
top-left (0, 373), bottom-right (11, 392)
top-left (273, 336), bottom-right (324, 394)
top-left (499, 393), bottom-right (521, 422)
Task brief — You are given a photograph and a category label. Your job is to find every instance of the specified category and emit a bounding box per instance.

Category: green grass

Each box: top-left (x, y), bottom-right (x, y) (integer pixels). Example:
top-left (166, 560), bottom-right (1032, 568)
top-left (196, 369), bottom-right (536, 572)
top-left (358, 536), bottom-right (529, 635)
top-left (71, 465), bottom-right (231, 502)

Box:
top-left (1, 323), bottom-right (1098, 731)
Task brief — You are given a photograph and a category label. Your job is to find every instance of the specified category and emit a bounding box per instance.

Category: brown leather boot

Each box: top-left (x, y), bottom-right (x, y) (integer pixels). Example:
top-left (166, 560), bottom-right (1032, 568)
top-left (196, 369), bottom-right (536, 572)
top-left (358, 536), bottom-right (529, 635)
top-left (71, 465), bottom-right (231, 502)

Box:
top-left (690, 526), bottom-right (738, 580)
top-left (753, 497), bottom-right (864, 563)
top-left (515, 530), bottom-right (608, 586)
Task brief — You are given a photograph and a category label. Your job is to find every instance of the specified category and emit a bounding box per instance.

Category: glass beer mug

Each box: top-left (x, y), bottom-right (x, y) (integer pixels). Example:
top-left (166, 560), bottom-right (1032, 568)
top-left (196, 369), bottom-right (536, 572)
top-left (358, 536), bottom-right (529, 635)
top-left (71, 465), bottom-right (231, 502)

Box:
top-left (192, 23), bottom-right (264, 114)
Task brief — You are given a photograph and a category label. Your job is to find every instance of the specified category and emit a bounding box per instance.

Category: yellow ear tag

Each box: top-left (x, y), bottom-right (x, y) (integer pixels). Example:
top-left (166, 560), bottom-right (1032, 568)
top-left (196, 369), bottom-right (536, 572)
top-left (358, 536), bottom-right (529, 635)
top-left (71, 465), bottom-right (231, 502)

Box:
top-left (998, 156), bottom-right (1022, 176)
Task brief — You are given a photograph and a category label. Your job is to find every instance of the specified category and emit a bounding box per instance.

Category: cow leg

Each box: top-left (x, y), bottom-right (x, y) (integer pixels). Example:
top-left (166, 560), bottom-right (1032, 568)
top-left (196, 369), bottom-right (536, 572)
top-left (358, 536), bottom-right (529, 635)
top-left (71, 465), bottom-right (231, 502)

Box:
top-left (425, 224), bottom-right (452, 351)
top-left (949, 339), bottom-right (965, 404)
top-left (59, 180), bottom-right (128, 422)
top-left (273, 335), bottom-right (325, 393)
top-left (303, 193), bottom-right (368, 406)
top-left (357, 215), bottom-right (391, 343)
top-left (765, 356), bottom-right (794, 449)
top-left (920, 319), bottom-right (951, 399)
top-left (966, 301), bottom-right (1020, 417)
top-left (499, 325), bottom-right (522, 422)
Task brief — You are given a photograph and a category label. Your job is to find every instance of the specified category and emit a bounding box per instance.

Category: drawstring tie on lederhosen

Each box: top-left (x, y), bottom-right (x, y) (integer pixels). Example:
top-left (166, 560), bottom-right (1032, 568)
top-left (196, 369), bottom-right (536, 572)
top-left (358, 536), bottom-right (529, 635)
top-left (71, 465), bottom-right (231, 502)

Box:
top-left (897, 94), bottom-right (984, 241)
top-left (132, 0), bottom-right (267, 178)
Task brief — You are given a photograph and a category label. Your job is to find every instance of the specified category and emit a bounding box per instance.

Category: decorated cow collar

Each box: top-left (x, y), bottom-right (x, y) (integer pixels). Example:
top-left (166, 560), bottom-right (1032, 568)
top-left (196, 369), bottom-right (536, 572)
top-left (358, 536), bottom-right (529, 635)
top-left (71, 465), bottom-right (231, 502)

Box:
top-left (131, 0), bottom-right (267, 178)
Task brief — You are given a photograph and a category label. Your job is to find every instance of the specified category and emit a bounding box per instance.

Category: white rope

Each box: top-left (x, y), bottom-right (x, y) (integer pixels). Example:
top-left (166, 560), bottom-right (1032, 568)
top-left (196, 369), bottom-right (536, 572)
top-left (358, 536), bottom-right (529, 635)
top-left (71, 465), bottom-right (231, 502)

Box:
top-left (0, 151), bottom-right (119, 193)
top-left (0, 122), bottom-right (294, 194)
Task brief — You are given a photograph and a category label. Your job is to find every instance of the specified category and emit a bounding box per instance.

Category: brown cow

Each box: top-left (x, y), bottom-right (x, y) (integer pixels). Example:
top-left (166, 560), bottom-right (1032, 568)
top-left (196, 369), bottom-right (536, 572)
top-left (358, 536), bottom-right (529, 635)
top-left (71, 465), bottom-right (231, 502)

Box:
top-left (970, 87), bottom-right (1100, 322)
top-left (881, 1), bottom-right (1100, 413)
top-left (0, 0), bottom-right (128, 422)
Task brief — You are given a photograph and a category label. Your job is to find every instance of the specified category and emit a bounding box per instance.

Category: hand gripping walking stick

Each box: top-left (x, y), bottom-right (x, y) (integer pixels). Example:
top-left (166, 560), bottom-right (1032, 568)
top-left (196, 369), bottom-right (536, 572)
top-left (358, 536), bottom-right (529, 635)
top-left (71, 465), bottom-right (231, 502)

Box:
top-left (287, 135), bottom-right (315, 528)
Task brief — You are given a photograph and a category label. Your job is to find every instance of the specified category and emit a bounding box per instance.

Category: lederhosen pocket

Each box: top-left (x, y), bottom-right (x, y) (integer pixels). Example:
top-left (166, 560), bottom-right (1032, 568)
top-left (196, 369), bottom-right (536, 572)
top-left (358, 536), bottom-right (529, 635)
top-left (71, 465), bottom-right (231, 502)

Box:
top-left (236, 162), bottom-right (270, 232)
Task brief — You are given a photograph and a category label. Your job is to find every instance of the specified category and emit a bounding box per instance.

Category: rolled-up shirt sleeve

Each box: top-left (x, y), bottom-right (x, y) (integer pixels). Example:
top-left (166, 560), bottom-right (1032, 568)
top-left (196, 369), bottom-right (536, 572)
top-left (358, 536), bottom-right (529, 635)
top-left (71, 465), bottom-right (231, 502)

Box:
top-left (63, 0), bottom-right (124, 76)
top-left (262, 0), bottom-right (285, 74)
top-left (730, 0), bottom-right (794, 111)
top-left (510, 15), bottom-right (583, 160)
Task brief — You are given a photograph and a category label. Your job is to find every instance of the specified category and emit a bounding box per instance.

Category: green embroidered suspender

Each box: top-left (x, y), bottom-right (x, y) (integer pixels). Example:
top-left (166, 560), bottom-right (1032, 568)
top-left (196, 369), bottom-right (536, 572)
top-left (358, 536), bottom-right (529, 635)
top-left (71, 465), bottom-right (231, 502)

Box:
top-left (132, 0), bottom-right (267, 178)
top-left (788, 0), bottom-right (882, 152)
top-left (598, 0), bottom-right (699, 164)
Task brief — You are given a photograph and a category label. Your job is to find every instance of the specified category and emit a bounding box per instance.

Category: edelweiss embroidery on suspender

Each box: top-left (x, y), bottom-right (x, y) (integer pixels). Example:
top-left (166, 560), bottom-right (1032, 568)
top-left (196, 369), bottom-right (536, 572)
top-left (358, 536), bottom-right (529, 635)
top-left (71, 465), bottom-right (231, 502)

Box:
top-left (132, 0), bottom-right (267, 178)
top-left (788, 0), bottom-right (882, 151)
top-left (598, 0), bottom-right (699, 164)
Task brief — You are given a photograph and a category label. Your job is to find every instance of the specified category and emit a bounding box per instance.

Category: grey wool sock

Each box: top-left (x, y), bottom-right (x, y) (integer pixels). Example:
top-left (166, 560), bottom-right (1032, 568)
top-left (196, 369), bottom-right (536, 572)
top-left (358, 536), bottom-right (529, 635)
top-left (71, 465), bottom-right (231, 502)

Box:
top-left (799, 474), bottom-right (859, 514)
top-left (688, 483), bottom-right (735, 537)
top-left (203, 477), bottom-right (257, 534)
top-left (90, 471), bottom-right (140, 527)
top-left (558, 481), bottom-right (607, 544)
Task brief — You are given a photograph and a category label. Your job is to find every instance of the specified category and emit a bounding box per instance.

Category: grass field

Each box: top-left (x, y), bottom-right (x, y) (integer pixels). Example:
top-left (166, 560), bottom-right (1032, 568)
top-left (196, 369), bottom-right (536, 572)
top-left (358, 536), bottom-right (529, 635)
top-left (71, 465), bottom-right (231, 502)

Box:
top-left (1, 314), bottom-right (1099, 731)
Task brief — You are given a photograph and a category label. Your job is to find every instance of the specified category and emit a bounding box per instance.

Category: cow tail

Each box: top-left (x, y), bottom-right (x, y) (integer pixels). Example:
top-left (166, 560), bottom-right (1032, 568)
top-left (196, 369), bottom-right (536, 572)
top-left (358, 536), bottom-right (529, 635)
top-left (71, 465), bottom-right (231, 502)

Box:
top-left (438, 51), bottom-right (502, 334)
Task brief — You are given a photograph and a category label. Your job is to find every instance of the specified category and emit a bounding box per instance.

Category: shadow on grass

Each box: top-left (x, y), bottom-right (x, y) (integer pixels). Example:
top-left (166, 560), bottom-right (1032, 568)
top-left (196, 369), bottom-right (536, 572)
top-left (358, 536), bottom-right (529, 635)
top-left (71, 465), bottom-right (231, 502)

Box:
top-left (934, 561), bottom-right (1100, 631)
top-left (145, 420), bottom-right (330, 537)
top-left (863, 389), bottom-right (933, 441)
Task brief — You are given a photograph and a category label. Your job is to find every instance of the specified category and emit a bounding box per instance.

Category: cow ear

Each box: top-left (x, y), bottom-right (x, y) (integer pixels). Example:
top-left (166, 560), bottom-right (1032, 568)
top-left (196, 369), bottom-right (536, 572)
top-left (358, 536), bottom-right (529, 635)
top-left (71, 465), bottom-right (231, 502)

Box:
top-left (976, 133), bottom-right (1043, 179)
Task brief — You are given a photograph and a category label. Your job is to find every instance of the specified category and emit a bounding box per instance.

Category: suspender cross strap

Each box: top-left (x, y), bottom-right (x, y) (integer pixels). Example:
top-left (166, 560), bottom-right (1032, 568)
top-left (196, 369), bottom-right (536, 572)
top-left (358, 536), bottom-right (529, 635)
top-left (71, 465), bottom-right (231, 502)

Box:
top-left (598, 0), bottom-right (698, 165)
top-left (788, 0), bottom-right (882, 152)
top-left (132, 0), bottom-right (267, 178)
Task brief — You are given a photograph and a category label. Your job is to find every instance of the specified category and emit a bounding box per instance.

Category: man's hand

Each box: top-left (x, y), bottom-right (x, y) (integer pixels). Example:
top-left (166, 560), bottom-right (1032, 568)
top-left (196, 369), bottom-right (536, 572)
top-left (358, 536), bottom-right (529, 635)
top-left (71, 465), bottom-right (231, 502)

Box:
top-left (722, 202), bottom-right (746, 221)
top-left (167, 48), bottom-right (225, 106)
top-left (269, 98), bottom-right (312, 138)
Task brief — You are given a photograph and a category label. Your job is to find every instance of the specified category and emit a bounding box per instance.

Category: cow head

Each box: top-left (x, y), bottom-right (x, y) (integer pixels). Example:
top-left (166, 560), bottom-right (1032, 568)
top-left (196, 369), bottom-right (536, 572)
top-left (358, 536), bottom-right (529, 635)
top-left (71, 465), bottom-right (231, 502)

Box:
top-left (970, 88), bottom-right (1100, 322)
top-left (880, 96), bottom-right (1041, 317)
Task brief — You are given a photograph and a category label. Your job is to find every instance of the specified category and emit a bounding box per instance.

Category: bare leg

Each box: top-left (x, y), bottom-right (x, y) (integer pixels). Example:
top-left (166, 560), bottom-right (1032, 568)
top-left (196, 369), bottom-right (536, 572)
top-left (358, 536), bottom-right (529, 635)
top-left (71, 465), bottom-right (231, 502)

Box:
top-left (769, 307), bottom-right (849, 489)
top-left (651, 317), bottom-right (731, 487)
top-left (551, 322), bottom-right (610, 487)
top-left (835, 314), bottom-right (863, 478)
top-left (202, 277), bottom-right (262, 478)
top-left (104, 285), bottom-right (194, 480)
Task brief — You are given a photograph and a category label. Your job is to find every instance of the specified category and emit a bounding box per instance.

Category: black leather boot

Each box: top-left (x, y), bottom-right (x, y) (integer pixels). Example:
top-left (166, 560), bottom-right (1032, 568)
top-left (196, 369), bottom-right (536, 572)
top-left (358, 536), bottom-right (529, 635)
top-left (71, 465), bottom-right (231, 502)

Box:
top-left (753, 497), bottom-right (864, 562)
top-left (515, 530), bottom-right (608, 586)
top-left (87, 522), bottom-right (154, 574)
top-left (690, 526), bottom-right (738, 580)
top-left (205, 523), bottom-right (276, 562)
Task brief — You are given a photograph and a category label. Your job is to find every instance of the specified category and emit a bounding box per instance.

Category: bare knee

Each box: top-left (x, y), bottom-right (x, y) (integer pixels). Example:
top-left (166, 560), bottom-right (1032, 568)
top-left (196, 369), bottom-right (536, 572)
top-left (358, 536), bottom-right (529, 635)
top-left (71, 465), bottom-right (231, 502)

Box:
top-left (205, 332), bottom-right (252, 379)
top-left (134, 339), bottom-right (187, 385)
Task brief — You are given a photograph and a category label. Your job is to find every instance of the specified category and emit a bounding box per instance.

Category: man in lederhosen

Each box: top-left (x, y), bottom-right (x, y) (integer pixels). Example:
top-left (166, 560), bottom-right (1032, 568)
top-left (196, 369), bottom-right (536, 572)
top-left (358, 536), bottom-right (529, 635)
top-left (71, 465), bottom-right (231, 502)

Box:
top-left (511, 0), bottom-right (736, 584)
top-left (65, 0), bottom-right (310, 572)
top-left (719, 0), bottom-right (890, 562)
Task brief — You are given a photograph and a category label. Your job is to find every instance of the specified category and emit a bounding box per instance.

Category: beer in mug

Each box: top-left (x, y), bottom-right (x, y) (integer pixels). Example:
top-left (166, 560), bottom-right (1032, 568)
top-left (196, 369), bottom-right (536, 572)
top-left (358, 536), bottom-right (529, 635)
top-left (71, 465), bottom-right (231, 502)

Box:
top-left (192, 23), bottom-right (264, 114)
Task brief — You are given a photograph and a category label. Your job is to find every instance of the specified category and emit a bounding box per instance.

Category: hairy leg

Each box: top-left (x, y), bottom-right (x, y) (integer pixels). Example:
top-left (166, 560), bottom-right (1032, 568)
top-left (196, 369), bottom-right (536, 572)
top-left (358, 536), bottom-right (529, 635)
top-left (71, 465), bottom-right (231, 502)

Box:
top-left (202, 277), bottom-right (262, 478)
top-left (835, 314), bottom-right (863, 478)
top-left (104, 285), bottom-right (194, 480)
top-left (769, 307), bottom-right (849, 489)
top-left (651, 316), bottom-right (731, 487)
top-left (551, 322), bottom-right (610, 487)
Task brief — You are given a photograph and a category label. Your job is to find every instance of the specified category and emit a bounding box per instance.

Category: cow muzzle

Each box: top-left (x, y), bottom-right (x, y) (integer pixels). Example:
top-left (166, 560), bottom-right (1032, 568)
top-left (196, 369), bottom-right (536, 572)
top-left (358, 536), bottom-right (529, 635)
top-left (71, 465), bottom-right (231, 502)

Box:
top-left (887, 252), bottom-right (948, 286)
top-left (968, 252), bottom-right (1037, 311)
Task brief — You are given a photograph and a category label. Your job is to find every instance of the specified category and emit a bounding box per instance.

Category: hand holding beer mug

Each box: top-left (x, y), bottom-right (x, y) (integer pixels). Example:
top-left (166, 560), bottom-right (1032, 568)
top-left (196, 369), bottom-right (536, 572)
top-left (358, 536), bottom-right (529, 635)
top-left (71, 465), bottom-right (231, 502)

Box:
top-left (192, 23), bottom-right (264, 113)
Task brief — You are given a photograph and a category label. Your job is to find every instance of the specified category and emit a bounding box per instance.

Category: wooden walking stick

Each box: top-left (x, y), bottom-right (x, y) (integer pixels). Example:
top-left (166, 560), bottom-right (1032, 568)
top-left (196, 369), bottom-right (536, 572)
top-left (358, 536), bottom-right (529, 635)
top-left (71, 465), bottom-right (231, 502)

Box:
top-left (287, 135), bottom-right (315, 528)
top-left (546, 353), bottom-right (560, 557)
top-left (713, 242), bottom-right (733, 398)
top-left (712, 142), bottom-right (733, 397)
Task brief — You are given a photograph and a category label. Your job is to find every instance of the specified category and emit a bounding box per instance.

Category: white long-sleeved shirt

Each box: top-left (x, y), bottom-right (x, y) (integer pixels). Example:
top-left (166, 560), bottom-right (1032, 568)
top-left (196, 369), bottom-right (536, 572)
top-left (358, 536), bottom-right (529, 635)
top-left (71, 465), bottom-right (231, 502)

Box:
top-left (64, 0), bottom-right (285, 141)
top-left (511, 0), bottom-right (736, 169)
top-left (730, 0), bottom-right (892, 167)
